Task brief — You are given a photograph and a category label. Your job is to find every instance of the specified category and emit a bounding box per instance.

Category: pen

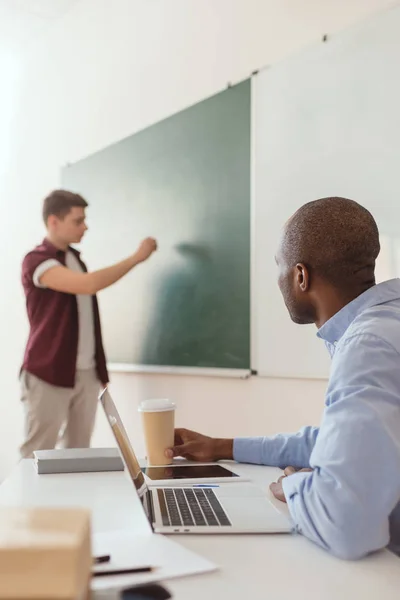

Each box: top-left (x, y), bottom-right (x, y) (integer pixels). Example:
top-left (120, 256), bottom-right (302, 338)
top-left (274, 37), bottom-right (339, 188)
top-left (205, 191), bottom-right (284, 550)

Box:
top-left (93, 555), bottom-right (111, 564)
top-left (193, 484), bottom-right (220, 488)
top-left (93, 566), bottom-right (155, 577)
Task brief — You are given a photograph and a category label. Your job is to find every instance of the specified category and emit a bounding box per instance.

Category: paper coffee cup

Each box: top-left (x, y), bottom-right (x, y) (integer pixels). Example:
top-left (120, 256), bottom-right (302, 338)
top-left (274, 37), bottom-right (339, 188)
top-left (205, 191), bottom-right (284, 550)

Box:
top-left (138, 399), bottom-right (176, 465)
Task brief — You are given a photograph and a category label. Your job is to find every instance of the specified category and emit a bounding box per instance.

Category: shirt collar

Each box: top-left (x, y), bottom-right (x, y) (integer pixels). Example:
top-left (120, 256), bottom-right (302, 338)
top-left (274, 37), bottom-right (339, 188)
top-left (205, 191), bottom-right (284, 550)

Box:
top-left (317, 278), bottom-right (400, 344)
top-left (42, 238), bottom-right (80, 257)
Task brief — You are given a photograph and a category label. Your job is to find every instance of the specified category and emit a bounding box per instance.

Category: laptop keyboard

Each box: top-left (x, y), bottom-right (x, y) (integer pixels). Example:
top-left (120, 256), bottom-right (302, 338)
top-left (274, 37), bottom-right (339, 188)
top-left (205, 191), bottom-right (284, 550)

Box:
top-left (157, 488), bottom-right (231, 527)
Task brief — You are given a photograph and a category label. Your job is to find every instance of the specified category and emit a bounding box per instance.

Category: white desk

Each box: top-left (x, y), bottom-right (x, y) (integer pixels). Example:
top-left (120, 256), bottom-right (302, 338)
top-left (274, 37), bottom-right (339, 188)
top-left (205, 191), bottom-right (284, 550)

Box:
top-left (0, 460), bottom-right (399, 600)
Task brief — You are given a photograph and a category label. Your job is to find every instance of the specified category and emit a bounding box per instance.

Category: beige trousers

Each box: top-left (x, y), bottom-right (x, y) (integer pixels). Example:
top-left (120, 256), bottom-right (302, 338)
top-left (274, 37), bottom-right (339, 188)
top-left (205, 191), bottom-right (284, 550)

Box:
top-left (20, 369), bottom-right (100, 459)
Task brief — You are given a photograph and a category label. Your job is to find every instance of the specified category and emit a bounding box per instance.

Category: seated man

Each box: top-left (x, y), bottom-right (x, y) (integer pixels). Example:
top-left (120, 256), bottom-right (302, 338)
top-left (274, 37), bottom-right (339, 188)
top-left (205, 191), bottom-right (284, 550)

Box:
top-left (165, 197), bottom-right (400, 560)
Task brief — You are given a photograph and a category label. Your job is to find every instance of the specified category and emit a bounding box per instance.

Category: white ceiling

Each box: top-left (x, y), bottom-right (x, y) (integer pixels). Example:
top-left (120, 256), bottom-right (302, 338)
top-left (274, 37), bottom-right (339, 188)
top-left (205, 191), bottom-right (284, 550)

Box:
top-left (0, 0), bottom-right (81, 56)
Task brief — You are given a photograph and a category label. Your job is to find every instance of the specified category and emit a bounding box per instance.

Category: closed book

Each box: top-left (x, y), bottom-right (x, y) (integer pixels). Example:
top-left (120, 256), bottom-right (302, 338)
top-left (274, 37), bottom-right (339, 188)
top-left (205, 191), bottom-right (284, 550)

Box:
top-left (33, 447), bottom-right (124, 474)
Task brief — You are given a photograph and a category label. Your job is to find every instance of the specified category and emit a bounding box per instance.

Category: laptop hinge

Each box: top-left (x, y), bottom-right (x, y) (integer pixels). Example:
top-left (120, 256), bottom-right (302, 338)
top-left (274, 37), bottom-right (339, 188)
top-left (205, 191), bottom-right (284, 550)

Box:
top-left (145, 489), bottom-right (156, 531)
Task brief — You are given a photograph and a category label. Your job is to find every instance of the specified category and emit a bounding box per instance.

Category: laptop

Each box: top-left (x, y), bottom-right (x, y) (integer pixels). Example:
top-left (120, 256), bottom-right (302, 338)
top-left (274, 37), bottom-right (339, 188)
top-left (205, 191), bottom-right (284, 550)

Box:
top-left (100, 389), bottom-right (292, 534)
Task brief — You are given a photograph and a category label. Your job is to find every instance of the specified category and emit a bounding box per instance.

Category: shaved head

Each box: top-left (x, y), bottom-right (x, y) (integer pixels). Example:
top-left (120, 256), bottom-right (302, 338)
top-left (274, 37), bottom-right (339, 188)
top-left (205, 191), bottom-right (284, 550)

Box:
top-left (283, 197), bottom-right (380, 286)
top-left (277, 197), bottom-right (380, 325)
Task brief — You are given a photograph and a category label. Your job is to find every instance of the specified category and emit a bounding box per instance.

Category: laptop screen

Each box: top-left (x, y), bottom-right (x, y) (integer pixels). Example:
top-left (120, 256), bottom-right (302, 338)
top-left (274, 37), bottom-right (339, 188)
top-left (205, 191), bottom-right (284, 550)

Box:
top-left (99, 389), bottom-right (154, 525)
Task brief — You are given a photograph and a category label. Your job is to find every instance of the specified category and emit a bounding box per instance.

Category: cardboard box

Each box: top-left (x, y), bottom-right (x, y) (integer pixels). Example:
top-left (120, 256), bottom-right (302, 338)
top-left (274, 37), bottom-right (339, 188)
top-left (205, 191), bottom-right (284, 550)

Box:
top-left (0, 507), bottom-right (91, 599)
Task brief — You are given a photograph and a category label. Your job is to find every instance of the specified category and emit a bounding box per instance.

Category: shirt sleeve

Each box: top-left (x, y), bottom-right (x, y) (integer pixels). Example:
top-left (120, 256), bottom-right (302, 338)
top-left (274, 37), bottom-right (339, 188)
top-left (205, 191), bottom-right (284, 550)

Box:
top-left (233, 426), bottom-right (319, 468)
top-left (282, 333), bottom-right (400, 559)
top-left (32, 259), bottom-right (61, 288)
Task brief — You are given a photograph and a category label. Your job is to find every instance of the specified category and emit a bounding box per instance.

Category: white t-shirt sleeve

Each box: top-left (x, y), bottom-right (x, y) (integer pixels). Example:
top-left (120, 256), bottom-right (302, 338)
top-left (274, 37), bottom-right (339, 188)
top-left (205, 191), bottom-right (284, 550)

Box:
top-left (32, 259), bottom-right (62, 288)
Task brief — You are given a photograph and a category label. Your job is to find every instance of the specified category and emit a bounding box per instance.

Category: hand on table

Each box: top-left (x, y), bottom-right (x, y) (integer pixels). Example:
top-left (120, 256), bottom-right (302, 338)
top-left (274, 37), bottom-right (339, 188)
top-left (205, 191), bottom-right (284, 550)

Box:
top-left (270, 466), bottom-right (313, 503)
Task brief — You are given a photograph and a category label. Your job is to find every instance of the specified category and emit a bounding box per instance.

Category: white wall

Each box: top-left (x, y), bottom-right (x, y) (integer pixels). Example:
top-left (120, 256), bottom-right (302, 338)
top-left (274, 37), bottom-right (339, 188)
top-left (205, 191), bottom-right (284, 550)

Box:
top-left (0, 0), bottom-right (396, 478)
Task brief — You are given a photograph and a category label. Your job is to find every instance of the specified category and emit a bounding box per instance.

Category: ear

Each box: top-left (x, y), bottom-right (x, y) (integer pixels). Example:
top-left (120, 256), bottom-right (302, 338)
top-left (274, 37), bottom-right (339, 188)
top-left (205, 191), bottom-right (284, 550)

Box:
top-left (295, 263), bottom-right (310, 292)
top-left (47, 215), bottom-right (60, 229)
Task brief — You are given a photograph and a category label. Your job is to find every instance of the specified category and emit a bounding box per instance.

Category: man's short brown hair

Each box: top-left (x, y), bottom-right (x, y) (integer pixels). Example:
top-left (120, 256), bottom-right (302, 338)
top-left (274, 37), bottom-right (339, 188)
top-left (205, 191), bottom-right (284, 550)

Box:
top-left (43, 189), bottom-right (88, 224)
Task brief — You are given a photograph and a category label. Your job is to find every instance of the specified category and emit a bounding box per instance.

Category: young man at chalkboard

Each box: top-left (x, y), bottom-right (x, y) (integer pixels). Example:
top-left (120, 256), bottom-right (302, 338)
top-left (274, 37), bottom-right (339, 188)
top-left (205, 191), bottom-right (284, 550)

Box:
top-left (20, 189), bottom-right (157, 458)
top-left (165, 197), bottom-right (400, 560)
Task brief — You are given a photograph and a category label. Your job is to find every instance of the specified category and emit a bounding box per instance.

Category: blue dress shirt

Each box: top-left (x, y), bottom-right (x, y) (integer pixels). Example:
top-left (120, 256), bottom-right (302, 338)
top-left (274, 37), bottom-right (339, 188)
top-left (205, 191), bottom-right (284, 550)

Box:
top-left (234, 279), bottom-right (400, 559)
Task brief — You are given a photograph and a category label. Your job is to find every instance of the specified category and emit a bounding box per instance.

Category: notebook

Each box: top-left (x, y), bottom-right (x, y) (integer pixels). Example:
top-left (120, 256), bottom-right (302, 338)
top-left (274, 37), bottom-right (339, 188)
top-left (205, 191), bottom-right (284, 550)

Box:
top-left (33, 447), bottom-right (124, 474)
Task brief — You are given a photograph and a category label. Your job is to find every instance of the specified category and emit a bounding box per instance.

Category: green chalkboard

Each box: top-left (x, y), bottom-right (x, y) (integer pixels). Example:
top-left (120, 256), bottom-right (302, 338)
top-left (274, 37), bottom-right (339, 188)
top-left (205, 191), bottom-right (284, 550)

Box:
top-left (62, 80), bottom-right (250, 370)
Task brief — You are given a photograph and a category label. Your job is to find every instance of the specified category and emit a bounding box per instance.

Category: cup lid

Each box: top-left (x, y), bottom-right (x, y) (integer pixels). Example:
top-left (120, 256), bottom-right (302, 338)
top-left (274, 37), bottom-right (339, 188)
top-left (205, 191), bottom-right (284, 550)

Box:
top-left (138, 399), bottom-right (176, 413)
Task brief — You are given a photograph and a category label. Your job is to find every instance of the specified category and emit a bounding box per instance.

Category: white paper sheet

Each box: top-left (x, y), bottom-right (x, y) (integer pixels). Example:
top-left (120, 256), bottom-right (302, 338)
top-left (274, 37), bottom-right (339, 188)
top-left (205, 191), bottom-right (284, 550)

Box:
top-left (92, 530), bottom-right (217, 592)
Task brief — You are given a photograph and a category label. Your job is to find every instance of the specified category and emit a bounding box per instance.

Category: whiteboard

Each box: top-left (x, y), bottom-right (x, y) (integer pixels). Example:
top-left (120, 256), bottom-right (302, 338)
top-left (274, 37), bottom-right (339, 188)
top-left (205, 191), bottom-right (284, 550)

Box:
top-left (253, 6), bottom-right (400, 379)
